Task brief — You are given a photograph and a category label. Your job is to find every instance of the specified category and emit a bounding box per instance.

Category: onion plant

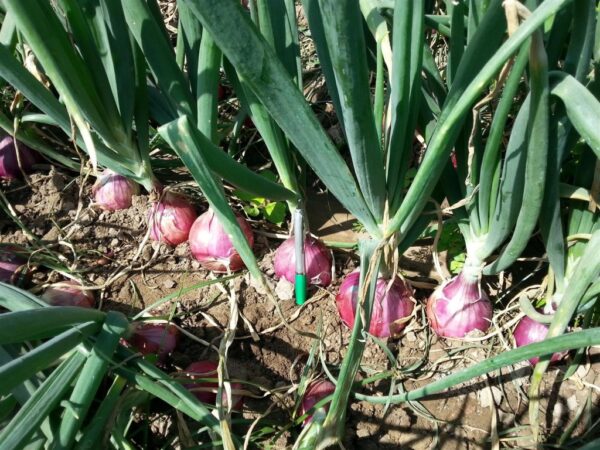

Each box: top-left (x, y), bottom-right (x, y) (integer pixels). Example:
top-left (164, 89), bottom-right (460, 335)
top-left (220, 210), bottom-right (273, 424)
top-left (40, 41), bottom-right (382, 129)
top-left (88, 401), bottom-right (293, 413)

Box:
top-left (0, 282), bottom-right (230, 449)
top-left (1, 0), bottom-right (297, 287)
top-left (439, 0), bottom-right (599, 286)
top-left (526, 145), bottom-right (600, 438)
top-left (0, 0), bottom-right (158, 190)
top-left (112, 0), bottom-right (299, 285)
top-left (0, 10), bottom-right (79, 171)
top-left (434, 2), bottom-right (600, 438)
top-left (182, 0), bottom-right (588, 447)
top-left (425, 0), bottom-right (550, 337)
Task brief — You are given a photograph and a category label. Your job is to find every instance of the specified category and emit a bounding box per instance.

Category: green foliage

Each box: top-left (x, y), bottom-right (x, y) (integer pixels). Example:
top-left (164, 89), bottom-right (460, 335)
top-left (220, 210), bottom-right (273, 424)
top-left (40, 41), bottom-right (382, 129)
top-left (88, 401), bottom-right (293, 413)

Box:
top-left (0, 283), bottom-right (226, 449)
top-left (234, 171), bottom-right (289, 226)
top-left (422, 220), bottom-right (466, 275)
top-left (1, 1), bottom-right (599, 448)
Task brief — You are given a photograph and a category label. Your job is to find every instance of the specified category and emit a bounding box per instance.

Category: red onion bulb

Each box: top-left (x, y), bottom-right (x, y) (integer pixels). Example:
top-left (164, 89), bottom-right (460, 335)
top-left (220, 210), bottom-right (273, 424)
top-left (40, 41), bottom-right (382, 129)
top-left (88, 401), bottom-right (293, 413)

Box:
top-left (149, 192), bottom-right (197, 246)
top-left (426, 272), bottom-right (493, 338)
top-left (189, 209), bottom-right (254, 273)
top-left (336, 270), bottom-right (414, 338)
top-left (0, 136), bottom-right (37, 179)
top-left (300, 379), bottom-right (335, 425)
top-left (92, 169), bottom-right (140, 211)
top-left (513, 315), bottom-right (566, 365)
top-left (42, 280), bottom-right (95, 308)
top-left (128, 322), bottom-right (179, 361)
top-left (184, 360), bottom-right (244, 410)
top-left (0, 260), bottom-right (25, 285)
top-left (274, 236), bottom-right (332, 286)
top-left (0, 247), bottom-right (29, 286)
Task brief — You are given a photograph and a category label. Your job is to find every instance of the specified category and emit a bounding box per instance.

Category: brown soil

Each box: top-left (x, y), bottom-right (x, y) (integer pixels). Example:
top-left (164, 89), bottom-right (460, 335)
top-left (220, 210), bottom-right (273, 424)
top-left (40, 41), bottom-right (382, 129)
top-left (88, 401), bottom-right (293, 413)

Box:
top-left (1, 169), bottom-right (599, 449)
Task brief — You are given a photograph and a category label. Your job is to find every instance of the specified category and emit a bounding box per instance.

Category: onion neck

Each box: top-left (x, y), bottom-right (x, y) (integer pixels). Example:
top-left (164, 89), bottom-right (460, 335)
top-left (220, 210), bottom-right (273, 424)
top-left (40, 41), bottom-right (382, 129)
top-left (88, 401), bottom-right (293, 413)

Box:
top-left (379, 236), bottom-right (399, 280)
top-left (461, 254), bottom-right (484, 284)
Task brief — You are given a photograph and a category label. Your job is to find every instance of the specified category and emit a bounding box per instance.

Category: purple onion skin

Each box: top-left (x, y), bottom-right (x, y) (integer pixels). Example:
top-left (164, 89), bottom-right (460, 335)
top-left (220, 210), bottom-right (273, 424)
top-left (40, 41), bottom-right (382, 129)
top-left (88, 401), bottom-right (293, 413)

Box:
top-left (513, 316), bottom-right (566, 365)
top-left (149, 192), bottom-right (197, 246)
top-left (0, 248), bottom-right (30, 286)
top-left (184, 360), bottom-right (244, 410)
top-left (189, 209), bottom-right (254, 273)
top-left (92, 170), bottom-right (140, 211)
top-left (0, 260), bottom-right (20, 283)
top-left (0, 136), bottom-right (37, 179)
top-left (274, 236), bottom-right (332, 286)
top-left (426, 273), bottom-right (493, 338)
top-left (128, 323), bottom-right (179, 362)
top-left (336, 270), bottom-right (414, 338)
top-left (42, 280), bottom-right (95, 308)
top-left (300, 379), bottom-right (335, 425)
top-left (0, 260), bottom-right (28, 286)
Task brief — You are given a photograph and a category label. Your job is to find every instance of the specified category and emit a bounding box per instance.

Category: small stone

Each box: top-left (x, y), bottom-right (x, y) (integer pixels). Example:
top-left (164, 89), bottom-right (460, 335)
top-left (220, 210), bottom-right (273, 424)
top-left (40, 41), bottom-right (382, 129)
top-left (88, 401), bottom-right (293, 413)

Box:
top-left (465, 328), bottom-right (486, 339)
top-left (405, 331), bottom-right (417, 342)
top-left (141, 245), bottom-right (152, 261)
top-left (356, 428), bottom-right (370, 438)
top-left (110, 238), bottom-right (119, 247)
top-left (42, 228), bottom-right (60, 241)
top-left (163, 279), bottom-right (176, 289)
top-left (275, 278), bottom-right (294, 301)
top-left (118, 284), bottom-right (130, 299)
top-left (567, 394), bottom-right (578, 412)
top-left (191, 261), bottom-right (201, 270)
top-left (552, 402), bottom-right (565, 427)
top-left (576, 363), bottom-right (589, 379)
top-left (174, 245), bottom-right (188, 257)
top-left (479, 386), bottom-right (502, 408)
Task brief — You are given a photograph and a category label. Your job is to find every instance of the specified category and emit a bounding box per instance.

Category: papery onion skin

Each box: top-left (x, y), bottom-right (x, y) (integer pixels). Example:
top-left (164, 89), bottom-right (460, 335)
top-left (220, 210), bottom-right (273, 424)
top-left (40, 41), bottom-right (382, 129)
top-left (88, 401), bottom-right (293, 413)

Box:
top-left (336, 270), bottom-right (414, 338)
top-left (92, 169), bottom-right (140, 211)
top-left (426, 272), bottom-right (493, 338)
top-left (0, 136), bottom-right (37, 179)
top-left (189, 209), bottom-right (254, 273)
top-left (274, 236), bottom-right (332, 286)
top-left (128, 322), bottom-right (179, 361)
top-left (513, 315), bottom-right (566, 365)
top-left (184, 360), bottom-right (244, 410)
top-left (42, 280), bottom-right (95, 308)
top-left (149, 192), bottom-right (197, 246)
top-left (300, 379), bottom-right (335, 425)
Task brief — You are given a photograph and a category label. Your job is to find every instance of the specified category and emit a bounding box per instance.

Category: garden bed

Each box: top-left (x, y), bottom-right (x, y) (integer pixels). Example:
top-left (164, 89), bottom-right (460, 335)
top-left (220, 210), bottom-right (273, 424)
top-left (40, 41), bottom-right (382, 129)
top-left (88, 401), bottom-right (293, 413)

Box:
top-left (2, 170), bottom-right (598, 449)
